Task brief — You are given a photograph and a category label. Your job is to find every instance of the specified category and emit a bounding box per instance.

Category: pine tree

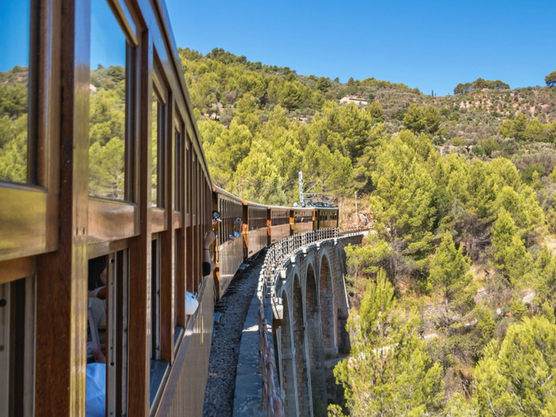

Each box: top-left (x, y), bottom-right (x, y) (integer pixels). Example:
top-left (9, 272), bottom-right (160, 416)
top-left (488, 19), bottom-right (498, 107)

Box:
top-left (429, 231), bottom-right (474, 312)
top-left (492, 210), bottom-right (532, 283)
top-left (334, 270), bottom-right (444, 417)
top-left (475, 316), bottom-right (556, 416)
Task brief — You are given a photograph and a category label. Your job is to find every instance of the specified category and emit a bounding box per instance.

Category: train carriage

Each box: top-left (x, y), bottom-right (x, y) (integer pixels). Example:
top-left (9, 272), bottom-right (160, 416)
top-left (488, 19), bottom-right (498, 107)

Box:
top-left (314, 206), bottom-right (340, 230)
top-left (0, 0), bottom-right (215, 415)
top-left (213, 185), bottom-right (244, 298)
top-left (268, 205), bottom-right (291, 244)
top-left (245, 201), bottom-right (269, 257)
top-left (0, 0), bottom-right (341, 416)
top-left (292, 207), bottom-right (315, 235)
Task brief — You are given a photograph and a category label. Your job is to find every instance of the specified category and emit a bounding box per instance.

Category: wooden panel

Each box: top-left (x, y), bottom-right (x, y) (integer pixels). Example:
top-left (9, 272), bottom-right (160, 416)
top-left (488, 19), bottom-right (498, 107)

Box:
top-left (35, 0), bottom-right (91, 414)
top-left (87, 238), bottom-right (129, 259)
top-left (293, 222), bottom-right (314, 235)
top-left (127, 27), bottom-right (152, 417)
top-left (0, 187), bottom-right (57, 261)
top-left (87, 199), bottom-right (139, 243)
top-left (153, 276), bottom-right (215, 417)
top-left (271, 224), bottom-right (291, 244)
top-left (0, 257), bottom-right (35, 285)
top-left (216, 238), bottom-right (244, 298)
top-left (151, 208), bottom-right (166, 233)
top-left (173, 211), bottom-right (181, 229)
top-left (248, 228), bottom-right (269, 257)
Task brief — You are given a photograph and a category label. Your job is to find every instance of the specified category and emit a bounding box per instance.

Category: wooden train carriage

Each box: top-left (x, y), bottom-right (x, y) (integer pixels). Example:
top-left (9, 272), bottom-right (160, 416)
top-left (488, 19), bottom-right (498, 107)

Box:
top-left (292, 207), bottom-right (315, 235)
top-left (315, 207), bottom-right (340, 230)
top-left (245, 202), bottom-right (269, 257)
top-left (269, 205), bottom-right (291, 244)
top-left (0, 0), bottom-right (215, 416)
top-left (213, 185), bottom-right (245, 299)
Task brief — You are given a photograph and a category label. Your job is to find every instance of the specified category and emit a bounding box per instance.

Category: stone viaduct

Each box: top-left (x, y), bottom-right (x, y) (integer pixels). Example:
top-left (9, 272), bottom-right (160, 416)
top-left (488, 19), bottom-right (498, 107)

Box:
top-left (256, 231), bottom-right (365, 417)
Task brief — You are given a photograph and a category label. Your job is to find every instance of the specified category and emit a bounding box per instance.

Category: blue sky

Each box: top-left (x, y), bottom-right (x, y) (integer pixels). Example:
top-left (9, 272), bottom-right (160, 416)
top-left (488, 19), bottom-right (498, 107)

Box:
top-left (166, 0), bottom-right (556, 96)
top-left (1, 0), bottom-right (125, 72)
top-left (0, 1), bottom-right (30, 71)
top-left (2, 1), bottom-right (554, 97)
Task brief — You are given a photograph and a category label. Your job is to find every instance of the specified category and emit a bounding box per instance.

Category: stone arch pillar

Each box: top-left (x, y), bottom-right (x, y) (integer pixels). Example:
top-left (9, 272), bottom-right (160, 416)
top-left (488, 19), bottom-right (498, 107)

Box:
top-left (293, 275), bottom-right (312, 417)
top-left (306, 263), bottom-right (326, 415)
top-left (279, 291), bottom-right (299, 417)
top-left (334, 246), bottom-right (351, 354)
top-left (319, 254), bottom-right (336, 356)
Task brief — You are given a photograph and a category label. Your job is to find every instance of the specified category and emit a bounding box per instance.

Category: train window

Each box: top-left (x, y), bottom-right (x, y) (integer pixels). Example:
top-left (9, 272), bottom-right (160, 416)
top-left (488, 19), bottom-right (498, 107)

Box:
top-left (151, 85), bottom-right (166, 208)
top-left (174, 123), bottom-right (182, 212)
top-left (150, 237), bottom-right (168, 408)
top-left (87, 252), bottom-right (129, 416)
top-left (89, 0), bottom-right (128, 200)
top-left (106, 251), bottom-right (129, 415)
top-left (272, 209), bottom-right (290, 226)
top-left (0, 276), bottom-right (36, 416)
top-left (151, 92), bottom-right (159, 206)
top-left (185, 133), bottom-right (190, 214)
top-left (174, 229), bottom-right (184, 340)
top-left (0, 0), bottom-right (35, 184)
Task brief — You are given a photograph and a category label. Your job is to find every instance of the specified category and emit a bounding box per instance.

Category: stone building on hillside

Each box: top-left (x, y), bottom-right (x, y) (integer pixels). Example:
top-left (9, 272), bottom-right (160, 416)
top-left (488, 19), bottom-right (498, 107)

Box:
top-left (339, 95), bottom-right (368, 107)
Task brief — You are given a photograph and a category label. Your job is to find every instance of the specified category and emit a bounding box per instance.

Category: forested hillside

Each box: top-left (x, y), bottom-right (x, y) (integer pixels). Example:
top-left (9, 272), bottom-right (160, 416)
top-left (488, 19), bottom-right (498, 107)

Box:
top-left (180, 47), bottom-right (556, 205)
top-left (179, 48), bottom-right (556, 416)
top-left (2, 47), bottom-right (556, 415)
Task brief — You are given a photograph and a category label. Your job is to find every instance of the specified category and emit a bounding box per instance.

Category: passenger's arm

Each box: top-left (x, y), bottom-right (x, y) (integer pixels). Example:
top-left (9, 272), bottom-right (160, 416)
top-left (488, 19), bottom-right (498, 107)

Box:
top-left (202, 231), bottom-right (216, 276)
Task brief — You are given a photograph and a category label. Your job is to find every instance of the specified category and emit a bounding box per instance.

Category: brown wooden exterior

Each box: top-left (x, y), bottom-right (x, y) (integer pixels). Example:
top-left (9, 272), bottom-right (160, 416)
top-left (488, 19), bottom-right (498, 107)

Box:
top-left (0, 1), bottom-right (342, 416)
top-left (292, 207), bottom-right (315, 235)
top-left (0, 0), bottom-right (214, 416)
top-left (268, 206), bottom-right (291, 244)
top-left (246, 202), bottom-right (269, 257)
top-left (315, 207), bottom-right (340, 230)
top-left (213, 185), bottom-right (244, 298)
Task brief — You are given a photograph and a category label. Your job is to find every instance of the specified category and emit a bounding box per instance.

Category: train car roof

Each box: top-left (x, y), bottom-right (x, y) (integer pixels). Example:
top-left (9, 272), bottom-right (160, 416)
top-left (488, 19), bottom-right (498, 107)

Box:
top-left (213, 184), bottom-right (243, 204)
top-left (267, 204), bottom-right (292, 211)
top-left (312, 205), bottom-right (338, 209)
top-left (244, 200), bottom-right (269, 210)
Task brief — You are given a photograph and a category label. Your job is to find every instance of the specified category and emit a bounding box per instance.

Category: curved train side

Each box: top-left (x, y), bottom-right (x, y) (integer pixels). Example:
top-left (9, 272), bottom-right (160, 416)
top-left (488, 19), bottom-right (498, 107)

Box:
top-left (212, 185), bottom-right (339, 299)
top-left (0, 0), bottom-right (338, 416)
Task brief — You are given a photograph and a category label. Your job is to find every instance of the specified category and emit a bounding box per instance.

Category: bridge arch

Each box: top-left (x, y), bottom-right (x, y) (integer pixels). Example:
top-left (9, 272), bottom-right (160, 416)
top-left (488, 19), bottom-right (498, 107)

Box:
top-left (305, 261), bottom-right (326, 412)
top-left (293, 273), bottom-right (312, 417)
top-left (262, 232), bottom-right (365, 416)
top-left (319, 252), bottom-right (337, 356)
top-left (279, 288), bottom-right (299, 417)
top-left (334, 250), bottom-right (350, 353)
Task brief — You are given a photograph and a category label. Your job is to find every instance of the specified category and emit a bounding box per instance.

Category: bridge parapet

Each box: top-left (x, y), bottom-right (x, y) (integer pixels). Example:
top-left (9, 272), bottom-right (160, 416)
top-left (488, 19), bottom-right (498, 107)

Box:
top-left (255, 229), bottom-right (366, 416)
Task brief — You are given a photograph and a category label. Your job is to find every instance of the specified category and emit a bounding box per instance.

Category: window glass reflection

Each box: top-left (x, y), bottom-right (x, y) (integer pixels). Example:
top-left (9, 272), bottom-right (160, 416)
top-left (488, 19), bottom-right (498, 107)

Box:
top-left (89, 0), bottom-right (127, 200)
top-left (174, 128), bottom-right (181, 211)
top-left (0, 1), bottom-right (30, 183)
top-left (152, 92), bottom-right (159, 207)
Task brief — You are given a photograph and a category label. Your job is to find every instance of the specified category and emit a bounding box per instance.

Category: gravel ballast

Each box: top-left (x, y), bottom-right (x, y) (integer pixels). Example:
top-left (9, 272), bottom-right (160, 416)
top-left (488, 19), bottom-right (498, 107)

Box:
top-left (202, 255), bottom-right (264, 417)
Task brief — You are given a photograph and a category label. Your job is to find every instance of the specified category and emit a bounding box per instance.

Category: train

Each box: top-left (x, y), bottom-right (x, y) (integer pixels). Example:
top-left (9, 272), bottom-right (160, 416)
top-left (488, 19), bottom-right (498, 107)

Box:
top-left (213, 185), bottom-right (339, 299)
top-left (0, 0), bottom-right (338, 416)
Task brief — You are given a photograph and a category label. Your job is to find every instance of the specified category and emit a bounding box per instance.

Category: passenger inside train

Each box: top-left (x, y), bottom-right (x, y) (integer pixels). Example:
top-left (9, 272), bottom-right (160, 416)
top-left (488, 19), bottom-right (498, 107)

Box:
top-left (85, 228), bottom-right (217, 415)
top-left (86, 257), bottom-right (108, 417)
top-left (88, 257), bottom-right (107, 339)
top-left (187, 228), bottom-right (217, 315)
top-left (203, 230), bottom-right (216, 277)
top-left (86, 349), bottom-right (106, 417)
top-left (229, 217), bottom-right (242, 240)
